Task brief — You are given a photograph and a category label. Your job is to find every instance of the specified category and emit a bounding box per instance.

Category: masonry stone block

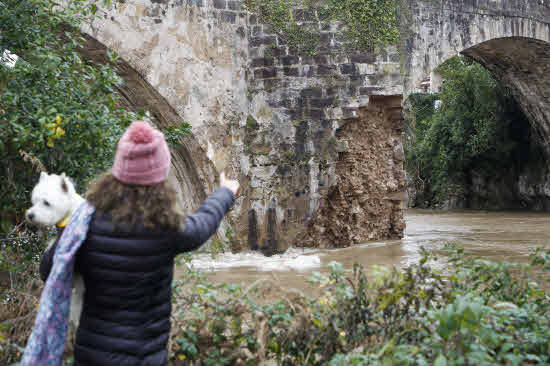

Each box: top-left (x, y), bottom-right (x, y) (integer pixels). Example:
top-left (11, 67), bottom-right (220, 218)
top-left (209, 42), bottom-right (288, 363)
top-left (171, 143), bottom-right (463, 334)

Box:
top-left (317, 64), bottom-right (336, 75)
top-left (350, 53), bottom-right (376, 64)
top-left (310, 98), bottom-right (336, 108)
top-left (339, 63), bottom-right (357, 74)
top-left (264, 47), bottom-right (286, 58)
top-left (313, 55), bottom-right (328, 64)
top-left (252, 25), bottom-right (262, 36)
top-left (251, 57), bottom-right (274, 68)
top-left (283, 67), bottom-right (299, 77)
top-left (281, 55), bottom-right (299, 66)
top-left (301, 88), bottom-right (323, 98)
top-left (213, 0), bottom-right (225, 9)
top-left (293, 9), bottom-right (314, 21)
top-left (222, 11), bottom-right (236, 23)
top-left (227, 1), bottom-right (240, 11)
top-left (254, 67), bottom-right (277, 79)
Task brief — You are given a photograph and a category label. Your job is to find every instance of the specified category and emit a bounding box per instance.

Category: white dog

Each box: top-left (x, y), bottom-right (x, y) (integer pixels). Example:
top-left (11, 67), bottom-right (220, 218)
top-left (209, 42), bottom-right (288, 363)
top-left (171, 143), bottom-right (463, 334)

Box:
top-left (26, 172), bottom-right (85, 327)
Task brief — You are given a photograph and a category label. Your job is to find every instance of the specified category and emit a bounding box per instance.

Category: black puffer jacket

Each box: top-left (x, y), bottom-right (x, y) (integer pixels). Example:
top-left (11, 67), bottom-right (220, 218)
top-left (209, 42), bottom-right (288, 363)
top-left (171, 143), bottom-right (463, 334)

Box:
top-left (40, 187), bottom-right (234, 366)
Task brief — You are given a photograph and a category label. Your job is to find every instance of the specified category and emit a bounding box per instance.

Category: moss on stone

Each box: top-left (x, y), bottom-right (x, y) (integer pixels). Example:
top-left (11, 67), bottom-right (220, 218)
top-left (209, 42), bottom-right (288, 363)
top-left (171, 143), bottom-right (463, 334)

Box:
top-left (246, 115), bottom-right (260, 130)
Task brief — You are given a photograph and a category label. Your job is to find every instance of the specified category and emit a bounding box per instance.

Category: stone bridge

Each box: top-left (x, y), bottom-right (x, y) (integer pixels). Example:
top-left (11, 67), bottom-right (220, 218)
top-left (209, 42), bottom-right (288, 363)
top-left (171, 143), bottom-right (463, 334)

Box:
top-left (80, 0), bottom-right (550, 253)
top-left (403, 0), bottom-right (550, 150)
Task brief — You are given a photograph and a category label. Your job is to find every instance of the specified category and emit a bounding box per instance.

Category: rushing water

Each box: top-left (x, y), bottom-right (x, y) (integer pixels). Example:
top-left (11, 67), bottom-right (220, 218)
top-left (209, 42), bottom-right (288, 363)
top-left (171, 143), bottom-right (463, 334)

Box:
top-left (175, 209), bottom-right (550, 292)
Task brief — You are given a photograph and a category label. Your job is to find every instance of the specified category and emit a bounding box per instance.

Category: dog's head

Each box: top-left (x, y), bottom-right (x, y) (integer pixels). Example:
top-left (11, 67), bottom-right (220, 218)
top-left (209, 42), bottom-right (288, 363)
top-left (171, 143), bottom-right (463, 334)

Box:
top-left (26, 172), bottom-right (77, 227)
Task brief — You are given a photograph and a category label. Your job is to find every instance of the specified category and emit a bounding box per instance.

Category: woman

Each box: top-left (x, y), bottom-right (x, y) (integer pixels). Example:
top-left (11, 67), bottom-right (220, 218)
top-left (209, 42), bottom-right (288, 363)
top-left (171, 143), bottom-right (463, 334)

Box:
top-left (39, 121), bottom-right (239, 365)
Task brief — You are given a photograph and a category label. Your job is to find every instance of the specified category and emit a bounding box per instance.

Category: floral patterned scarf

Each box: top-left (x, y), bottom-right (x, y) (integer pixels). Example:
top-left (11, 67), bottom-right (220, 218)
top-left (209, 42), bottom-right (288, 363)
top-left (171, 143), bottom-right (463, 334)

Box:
top-left (21, 201), bottom-right (95, 366)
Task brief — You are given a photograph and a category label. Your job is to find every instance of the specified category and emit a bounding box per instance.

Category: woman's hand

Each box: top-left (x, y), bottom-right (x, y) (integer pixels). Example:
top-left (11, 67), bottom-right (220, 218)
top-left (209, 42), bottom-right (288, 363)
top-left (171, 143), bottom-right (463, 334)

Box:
top-left (220, 172), bottom-right (240, 197)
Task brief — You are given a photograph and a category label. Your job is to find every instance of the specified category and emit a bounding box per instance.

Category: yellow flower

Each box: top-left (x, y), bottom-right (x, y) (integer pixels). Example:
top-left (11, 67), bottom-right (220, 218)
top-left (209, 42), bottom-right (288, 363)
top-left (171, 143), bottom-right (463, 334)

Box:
top-left (47, 138), bottom-right (54, 148)
top-left (53, 126), bottom-right (66, 139)
top-left (339, 331), bottom-right (346, 337)
top-left (178, 354), bottom-right (186, 360)
top-left (46, 115), bottom-right (65, 139)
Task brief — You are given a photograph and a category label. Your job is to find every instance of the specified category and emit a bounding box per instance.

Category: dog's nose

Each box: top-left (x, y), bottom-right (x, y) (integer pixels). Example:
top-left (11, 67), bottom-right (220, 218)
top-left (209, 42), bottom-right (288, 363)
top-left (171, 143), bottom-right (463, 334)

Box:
top-left (27, 212), bottom-right (35, 221)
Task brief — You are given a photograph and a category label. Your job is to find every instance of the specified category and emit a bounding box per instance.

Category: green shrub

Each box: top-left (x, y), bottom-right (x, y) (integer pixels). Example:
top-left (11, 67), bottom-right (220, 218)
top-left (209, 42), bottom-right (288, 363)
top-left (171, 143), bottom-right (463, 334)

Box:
top-left (404, 56), bottom-right (537, 208)
top-left (0, 0), bottom-right (143, 233)
top-left (167, 245), bottom-right (549, 365)
top-left (2, 244), bottom-right (548, 364)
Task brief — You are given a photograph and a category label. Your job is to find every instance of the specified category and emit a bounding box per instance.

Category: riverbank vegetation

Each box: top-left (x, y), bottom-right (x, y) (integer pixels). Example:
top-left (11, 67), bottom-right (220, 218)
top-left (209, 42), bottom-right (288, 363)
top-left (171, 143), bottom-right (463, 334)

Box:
top-left (2, 243), bottom-right (549, 365)
top-left (404, 56), bottom-right (543, 209)
top-left (0, 0), bottom-right (142, 235)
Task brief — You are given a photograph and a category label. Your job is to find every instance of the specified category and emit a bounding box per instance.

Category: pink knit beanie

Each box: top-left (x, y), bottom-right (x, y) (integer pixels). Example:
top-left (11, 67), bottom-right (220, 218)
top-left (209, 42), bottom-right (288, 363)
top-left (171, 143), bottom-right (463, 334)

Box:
top-left (112, 121), bottom-right (171, 185)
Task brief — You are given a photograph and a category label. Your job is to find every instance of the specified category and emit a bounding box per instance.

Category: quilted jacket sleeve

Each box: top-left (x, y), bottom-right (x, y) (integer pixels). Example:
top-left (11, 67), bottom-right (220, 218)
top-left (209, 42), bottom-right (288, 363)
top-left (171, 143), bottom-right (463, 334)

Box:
top-left (173, 187), bottom-right (235, 253)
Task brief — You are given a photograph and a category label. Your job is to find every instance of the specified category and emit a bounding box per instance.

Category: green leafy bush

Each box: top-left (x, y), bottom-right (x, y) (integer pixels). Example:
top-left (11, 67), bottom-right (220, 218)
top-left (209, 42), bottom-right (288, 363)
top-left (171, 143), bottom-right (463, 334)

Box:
top-left (0, 0), bottom-right (140, 233)
top-left (167, 246), bottom-right (549, 365)
top-left (2, 244), bottom-right (548, 364)
top-left (404, 56), bottom-right (538, 208)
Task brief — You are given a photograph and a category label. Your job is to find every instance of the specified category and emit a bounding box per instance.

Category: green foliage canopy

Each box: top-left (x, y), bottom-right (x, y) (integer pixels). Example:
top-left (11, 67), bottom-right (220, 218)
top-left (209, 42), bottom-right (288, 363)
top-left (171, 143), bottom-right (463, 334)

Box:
top-left (0, 0), bottom-right (140, 232)
top-left (404, 56), bottom-right (534, 207)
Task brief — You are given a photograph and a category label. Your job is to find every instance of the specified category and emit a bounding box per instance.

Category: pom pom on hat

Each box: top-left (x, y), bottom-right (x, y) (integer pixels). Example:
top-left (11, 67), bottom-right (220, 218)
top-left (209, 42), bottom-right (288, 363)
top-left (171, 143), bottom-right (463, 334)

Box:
top-left (112, 120), bottom-right (171, 185)
top-left (128, 121), bottom-right (154, 144)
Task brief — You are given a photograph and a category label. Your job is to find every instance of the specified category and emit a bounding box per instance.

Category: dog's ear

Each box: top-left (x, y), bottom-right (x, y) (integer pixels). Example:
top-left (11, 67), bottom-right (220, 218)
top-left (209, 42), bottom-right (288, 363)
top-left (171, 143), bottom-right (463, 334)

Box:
top-left (61, 172), bottom-right (67, 178)
top-left (40, 172), bottom-right (48, 182)
top-left (61, 176), bottom-right (69, 193)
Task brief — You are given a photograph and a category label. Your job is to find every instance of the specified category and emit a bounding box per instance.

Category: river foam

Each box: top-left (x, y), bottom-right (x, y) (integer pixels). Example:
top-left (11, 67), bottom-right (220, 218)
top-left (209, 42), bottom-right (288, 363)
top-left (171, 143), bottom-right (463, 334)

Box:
top-left (183, 248), bottom-right (323, 272)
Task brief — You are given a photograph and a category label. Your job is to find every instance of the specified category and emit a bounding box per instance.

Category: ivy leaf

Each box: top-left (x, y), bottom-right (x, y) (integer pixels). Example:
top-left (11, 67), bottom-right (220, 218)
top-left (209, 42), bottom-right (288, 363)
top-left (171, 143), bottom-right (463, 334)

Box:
top-left (434, 354), bottom-right (447, 366)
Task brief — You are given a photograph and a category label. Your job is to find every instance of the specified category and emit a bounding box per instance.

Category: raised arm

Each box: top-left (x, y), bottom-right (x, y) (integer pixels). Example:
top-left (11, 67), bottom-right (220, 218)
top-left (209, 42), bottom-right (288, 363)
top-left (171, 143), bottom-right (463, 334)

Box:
top-left (174, 172), bottom-right (239, 253)
top-left (173, 187), bottom-right (235, 253)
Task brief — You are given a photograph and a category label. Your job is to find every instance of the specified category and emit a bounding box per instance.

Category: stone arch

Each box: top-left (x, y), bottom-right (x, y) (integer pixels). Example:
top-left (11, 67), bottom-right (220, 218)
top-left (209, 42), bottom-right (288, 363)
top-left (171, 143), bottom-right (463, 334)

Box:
top-left (79, 33), bottom-right (216, 213)
top-left (403, 0), bottom-right (550, 95)
top-left (462, 37), bottom-right (550, 147)
top-left (403, 0), bottom-right (550, 148)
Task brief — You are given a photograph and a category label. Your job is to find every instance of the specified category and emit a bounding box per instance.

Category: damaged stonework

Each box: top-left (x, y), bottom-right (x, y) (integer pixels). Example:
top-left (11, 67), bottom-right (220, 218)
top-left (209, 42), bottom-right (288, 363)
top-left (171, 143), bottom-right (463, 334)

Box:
top-left (241, 6), bottom-right (405, 252)
top-left (78, 0), bottom-right (550, 252)
top-left (80, 1), bottom-right (406, 252)
top-left (301, 96), bottom-right (406, 248)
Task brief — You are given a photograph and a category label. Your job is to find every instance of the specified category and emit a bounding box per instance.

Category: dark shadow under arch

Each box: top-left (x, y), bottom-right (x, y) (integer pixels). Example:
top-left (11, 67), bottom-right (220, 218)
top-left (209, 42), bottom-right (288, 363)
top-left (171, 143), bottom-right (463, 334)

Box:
top-left (462, 37), bottom-right (550, 150)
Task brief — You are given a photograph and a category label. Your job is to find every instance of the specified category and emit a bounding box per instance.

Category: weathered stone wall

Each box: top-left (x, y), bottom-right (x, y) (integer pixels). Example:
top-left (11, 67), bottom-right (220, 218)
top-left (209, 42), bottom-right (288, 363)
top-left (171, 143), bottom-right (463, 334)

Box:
top-left (403, 0), bottom-right (550, 147)
top-left (241, 9), bottom-right (405, 252)
top-left (80, 0), bottom-right (407, 252)
top-left (81, 0), bottom-right (550, 251)
top-left (403, 0), bottom-right (550, 93)
top-left (83, 0), bottom-right (250, 240)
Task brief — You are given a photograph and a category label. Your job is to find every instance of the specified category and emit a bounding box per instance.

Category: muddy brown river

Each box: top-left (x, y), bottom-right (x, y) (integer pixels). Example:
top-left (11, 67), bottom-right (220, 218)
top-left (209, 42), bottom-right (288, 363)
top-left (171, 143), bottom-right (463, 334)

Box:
top-left (175, 209), bottom-right (550, 292)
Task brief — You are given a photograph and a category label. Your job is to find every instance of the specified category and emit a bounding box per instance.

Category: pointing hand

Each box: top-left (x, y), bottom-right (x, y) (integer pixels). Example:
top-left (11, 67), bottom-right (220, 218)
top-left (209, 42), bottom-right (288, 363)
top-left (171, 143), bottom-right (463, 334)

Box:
top-left (220, 172), bottom-right (240, 197)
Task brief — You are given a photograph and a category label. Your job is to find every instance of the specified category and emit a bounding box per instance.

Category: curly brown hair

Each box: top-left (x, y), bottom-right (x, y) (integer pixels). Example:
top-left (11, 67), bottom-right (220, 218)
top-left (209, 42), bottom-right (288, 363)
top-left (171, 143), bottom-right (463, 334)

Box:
top-left (85, 172), bottom-right (184, 231)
